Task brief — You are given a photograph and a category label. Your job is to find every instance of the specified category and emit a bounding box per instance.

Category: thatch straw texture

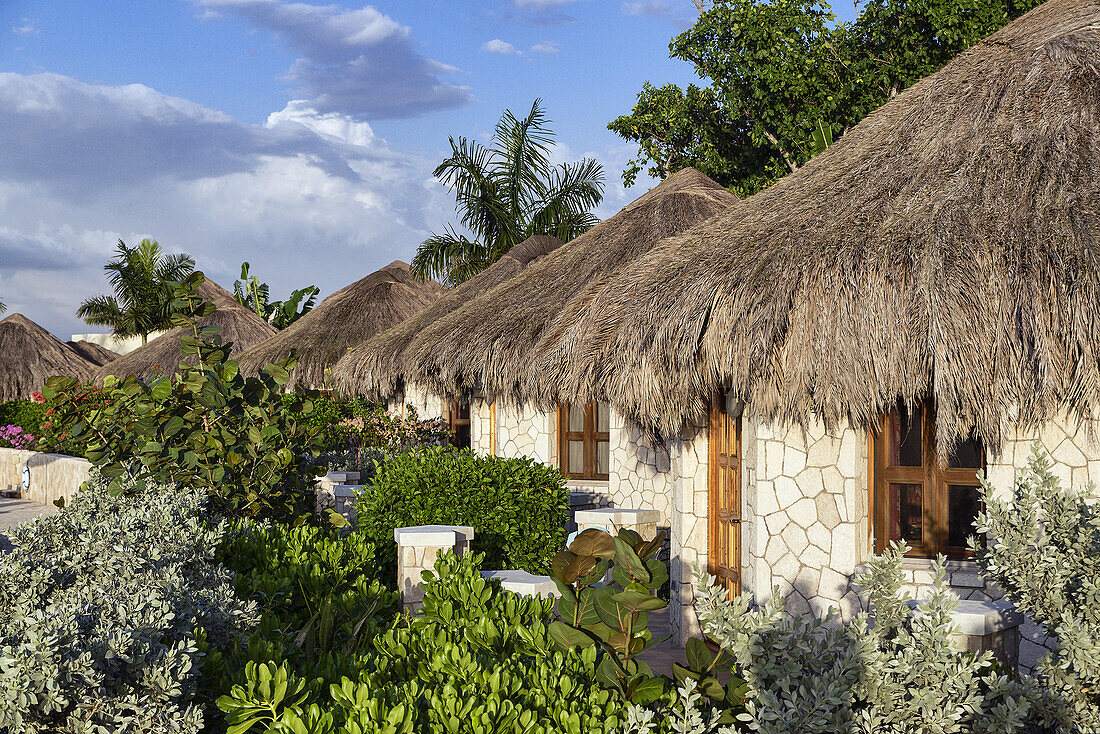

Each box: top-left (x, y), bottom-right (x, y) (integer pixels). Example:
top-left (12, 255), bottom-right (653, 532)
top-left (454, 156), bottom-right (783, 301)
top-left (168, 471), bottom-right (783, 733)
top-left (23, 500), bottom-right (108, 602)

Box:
top-left (399, 168), bottom-right (739, 402)
top-left (540, 0), bottom-right (1100, 456)
top-left (237, 261), bottom-right (446, 389)
top-left (331, 236), bottom-right (564, 398)
top-left (0, 314), bottom-right (96, 400)
top-left (66, 340), bottom-right (119, 367)
top-left (96, 278), bottom-right (276, 382)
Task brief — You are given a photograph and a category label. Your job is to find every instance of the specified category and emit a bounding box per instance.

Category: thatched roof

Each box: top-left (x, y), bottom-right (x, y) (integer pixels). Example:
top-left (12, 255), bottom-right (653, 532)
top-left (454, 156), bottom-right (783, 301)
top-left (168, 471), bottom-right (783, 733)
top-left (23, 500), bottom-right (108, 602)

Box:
top-left (95, 278), bottom-right (276, 382)
top-left (0, 314), bottom-right (96, 400)
top-left (237, 261), bottom-right (446, 389)
top-left (66, 340), bottom-right (119, 367)
top-left (397, 168), bottom-right (739, 402)
top-left (540, 0), bottom-right (1100, 457)
top-left (331, 236), bottom-right (564, 398)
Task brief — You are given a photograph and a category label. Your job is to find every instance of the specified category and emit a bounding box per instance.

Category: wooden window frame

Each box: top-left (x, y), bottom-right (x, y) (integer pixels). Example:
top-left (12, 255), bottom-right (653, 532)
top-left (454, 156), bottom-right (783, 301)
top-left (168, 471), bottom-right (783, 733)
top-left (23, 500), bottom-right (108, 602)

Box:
top-left (872, 401), bottom-right (984, 559)
top-left (708, 397), bottom-right (742, 597)
top-left (558, 402), bottom-right (610, 481)
top-left (446, 399), bottom-right (471, 450)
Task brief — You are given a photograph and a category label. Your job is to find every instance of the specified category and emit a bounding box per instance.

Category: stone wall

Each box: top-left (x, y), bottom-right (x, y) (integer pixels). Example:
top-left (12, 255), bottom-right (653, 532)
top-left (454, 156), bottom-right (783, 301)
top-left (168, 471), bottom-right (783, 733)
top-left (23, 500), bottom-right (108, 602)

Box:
top-left (399, 382), bottom-right (449, 422)
top-left (471, 397), bottom-right (493, 455)
top-left (494, 403), bottom-right (556, 465)
top-left (744, 418), bottom-right (869, 620)
top-left (609, 410), bottom-right (671, 525)
top-left (668, 419), bottom-right (709, 642)
top-left (0, 447), bottom-right (90, 507)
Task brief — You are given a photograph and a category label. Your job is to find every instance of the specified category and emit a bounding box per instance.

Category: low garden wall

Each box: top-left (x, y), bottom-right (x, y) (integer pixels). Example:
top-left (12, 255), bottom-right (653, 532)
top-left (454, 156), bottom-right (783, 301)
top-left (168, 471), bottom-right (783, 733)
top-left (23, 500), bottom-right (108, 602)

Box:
top-left (0, 447), bottom-right (90, 507)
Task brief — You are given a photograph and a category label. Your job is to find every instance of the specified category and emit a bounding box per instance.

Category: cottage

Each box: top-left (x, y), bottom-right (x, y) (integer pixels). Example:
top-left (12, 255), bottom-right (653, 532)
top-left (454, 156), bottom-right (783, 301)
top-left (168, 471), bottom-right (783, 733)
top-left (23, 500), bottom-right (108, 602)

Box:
top-left (237, 260), bottom-right (445, 390)
top-left (332, 235), bottom-right (564, 449)
top-left (0, 313), bottom-right (97, 400)
top-left (96, 278), bottom-right (277, 382)
top-left (522, 0), bottom-right (1100, 657)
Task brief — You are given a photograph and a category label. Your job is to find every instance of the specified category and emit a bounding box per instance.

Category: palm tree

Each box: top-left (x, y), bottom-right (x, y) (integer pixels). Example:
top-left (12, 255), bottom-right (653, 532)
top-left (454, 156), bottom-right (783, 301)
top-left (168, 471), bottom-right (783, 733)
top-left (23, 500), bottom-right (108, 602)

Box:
top-left (412, 99), bottom-right (605, 286)
top-left (77, 239), bottom-right (196, 345)
top-left (0, 299), bottom-right (6, 315)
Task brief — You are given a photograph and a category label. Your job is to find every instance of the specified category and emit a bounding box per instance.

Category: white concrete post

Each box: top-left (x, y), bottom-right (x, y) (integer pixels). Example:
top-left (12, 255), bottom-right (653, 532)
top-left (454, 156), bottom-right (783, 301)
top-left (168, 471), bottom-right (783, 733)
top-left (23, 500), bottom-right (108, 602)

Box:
top-left (394, 524), bottom-right (475, 613)
top-left (574, 508), bottom-right (661, 541)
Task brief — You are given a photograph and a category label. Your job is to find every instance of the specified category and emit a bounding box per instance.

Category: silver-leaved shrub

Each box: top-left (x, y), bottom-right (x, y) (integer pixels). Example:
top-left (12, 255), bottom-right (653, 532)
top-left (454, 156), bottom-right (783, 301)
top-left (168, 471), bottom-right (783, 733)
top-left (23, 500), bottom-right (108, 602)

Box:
top-left (0, 471), bottom-right (259, 734)
top-left (973, 443), bottom-right (1100, 731)
top-left (672, 545), bottom-right (1046, 734)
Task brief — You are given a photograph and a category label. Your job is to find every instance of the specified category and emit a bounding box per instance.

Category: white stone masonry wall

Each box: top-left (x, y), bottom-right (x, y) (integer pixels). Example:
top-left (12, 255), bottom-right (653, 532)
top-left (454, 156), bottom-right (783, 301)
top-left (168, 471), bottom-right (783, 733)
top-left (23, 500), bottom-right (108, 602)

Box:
top-left (471, 398), bottom-right (492, 455)
top-left (668, 419), bottom-right (709, 643)
top-left (609, 410), bottom-right (672, 525)
top-left (746, 418), bottom-right (870, 620)
top-left (495, 404), bottom-right (555, 465)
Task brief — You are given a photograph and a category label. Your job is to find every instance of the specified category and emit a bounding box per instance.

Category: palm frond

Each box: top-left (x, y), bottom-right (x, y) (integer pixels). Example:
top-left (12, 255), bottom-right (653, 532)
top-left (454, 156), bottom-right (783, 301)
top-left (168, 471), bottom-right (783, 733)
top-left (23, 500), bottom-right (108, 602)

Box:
top-left (412, 228), bottom-right (488, 286)
top-left (493, 99), bottom-right (554, 222)
top-left (528, 159), bottom-right (606, 240)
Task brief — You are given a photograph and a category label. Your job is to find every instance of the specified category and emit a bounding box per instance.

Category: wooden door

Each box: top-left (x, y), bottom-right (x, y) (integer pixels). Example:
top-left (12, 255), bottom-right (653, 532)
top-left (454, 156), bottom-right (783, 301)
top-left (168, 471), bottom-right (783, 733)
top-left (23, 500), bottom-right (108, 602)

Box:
top-left (708, 397), bottom-right (742, 597)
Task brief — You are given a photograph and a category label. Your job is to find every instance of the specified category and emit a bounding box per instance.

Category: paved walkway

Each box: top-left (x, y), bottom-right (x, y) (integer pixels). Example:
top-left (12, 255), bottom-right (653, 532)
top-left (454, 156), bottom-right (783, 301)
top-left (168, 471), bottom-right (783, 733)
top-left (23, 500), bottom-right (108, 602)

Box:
top-left (0, 497), bottom-right (57, 552)
top-left (636, 607), bottom-right (685, 677)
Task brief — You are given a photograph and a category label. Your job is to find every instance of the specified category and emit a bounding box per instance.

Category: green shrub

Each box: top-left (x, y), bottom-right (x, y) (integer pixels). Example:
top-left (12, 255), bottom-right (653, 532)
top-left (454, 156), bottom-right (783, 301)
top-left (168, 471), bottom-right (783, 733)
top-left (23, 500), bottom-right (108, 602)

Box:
top-left (974, 444), bottom-right (1100, 730)
top-left (672, 544), bottom-right (1044, 734)
top-left (217, 552), bottom-right (642, 733)
top-left (357, 446), bottom-right (569, 573)
top-left (40, 273), bottom-right (325, 521)
top-left (0, 471), bottom-right (258, 734)
top-left (0, 399), bottom-right (46, 438)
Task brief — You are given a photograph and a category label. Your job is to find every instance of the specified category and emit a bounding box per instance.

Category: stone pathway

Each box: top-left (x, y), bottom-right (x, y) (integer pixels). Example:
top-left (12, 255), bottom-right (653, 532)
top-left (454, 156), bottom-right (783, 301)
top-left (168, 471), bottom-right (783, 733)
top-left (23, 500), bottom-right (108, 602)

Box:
top-left (0, 496), bottom-right (57, 552)
top-left (636, 607), bottom-right (685, 677)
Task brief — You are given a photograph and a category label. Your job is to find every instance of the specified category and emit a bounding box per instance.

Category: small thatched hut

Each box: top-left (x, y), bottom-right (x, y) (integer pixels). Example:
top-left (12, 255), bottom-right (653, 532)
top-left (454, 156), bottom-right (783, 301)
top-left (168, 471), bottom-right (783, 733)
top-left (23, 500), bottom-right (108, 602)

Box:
top-left (236, 261), bottom-right (445, 390)
top-left (96, 278), bottom-right (276, 382)
top-left (404, 168), bottom-right (739, 403)
top-left (66, 340), bottom-right (119, 367)
top-left (332, 236), bottom-right (563, 400)
top-left (510, 0), bottom-right (1100, 655)
top-left (0, 314), bottom-right (96, 401)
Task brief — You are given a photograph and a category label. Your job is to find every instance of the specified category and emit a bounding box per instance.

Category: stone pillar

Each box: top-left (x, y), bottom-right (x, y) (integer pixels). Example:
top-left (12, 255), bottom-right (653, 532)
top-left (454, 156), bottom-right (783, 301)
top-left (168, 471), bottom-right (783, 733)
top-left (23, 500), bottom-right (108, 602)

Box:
top-left (480, 570), bottom-right (560, 598)
top-left (314, 471), bottom-right (359, 515)
top-left (394, 525), bottom-right (475, 613)
top-left (948, 600), bottom-right (1023, 669)
top-left (575, 508), bottom-right (661, 541)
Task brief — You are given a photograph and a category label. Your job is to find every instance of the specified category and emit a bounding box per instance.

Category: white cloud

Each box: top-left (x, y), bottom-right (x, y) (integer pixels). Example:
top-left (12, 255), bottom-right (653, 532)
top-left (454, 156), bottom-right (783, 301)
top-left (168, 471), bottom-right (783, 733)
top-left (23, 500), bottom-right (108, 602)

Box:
top-left (481, 39), bottom-right (521, 55)
top-left (530, 40), bottom-right (560, 54)
top-left (0, 73), bottom-right (453, 339)
top-left (621, 1), bottom-right (670, 15)
top-left (12, 19), bottom-right (37, 36)
top-left (195, 0), bottom-right (472, 120)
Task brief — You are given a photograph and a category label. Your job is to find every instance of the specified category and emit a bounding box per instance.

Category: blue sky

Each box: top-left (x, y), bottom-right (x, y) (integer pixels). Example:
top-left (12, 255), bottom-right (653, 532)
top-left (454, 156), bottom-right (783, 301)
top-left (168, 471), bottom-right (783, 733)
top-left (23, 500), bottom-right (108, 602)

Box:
top-left (0, 0), bottom-right (859, 338)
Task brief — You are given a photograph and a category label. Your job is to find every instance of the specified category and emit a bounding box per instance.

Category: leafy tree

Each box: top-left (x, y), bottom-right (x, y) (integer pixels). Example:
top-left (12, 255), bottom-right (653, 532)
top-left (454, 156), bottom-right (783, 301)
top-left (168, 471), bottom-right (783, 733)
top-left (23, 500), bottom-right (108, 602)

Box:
top-left (233, 262), bottom-right (319, 329)
top-left (611, 0), bottom-right (1044, 196)
top-left (412, 99), bottom-right (605, 286)
top-left (76, 239), bottom-right (195, 345)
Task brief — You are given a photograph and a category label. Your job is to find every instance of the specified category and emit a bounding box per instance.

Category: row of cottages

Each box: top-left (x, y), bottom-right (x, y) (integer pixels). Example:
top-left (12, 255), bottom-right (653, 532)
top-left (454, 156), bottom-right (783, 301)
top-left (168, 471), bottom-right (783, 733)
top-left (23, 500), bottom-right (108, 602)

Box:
top-left (332, 168), bottom-right (738, 507)
top-left (334, 0), bottom-right (1100, 660)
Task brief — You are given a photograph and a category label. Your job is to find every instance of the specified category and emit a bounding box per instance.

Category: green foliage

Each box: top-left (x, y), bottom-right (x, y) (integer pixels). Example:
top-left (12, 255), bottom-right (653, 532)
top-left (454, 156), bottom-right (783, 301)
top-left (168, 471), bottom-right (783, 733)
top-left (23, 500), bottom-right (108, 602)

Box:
top-left (412, 99), bottom-right (605, 286)
top-left (684, 543), bottom-right (1043, 733)
top-left (974, 444), bottom-right (1100, 729)
top-left (611, 0), bottom-right (1044, 195)
top-left (0, 471), bottom-right (258, 734)
top-left (234, 262), bottom-right (319, 330)
top-left (41, 273), bottom-right (325, 520)
top-left (76, 238), bottom-right (195, 344)
top-left (548, 528), bottom-right (677, 705)
top-left (357, 446), bottom-right (569, 574)
top-left (0, 399), bottom-right (46, 438)
top-left (217, 552), bottom-right (642, 734)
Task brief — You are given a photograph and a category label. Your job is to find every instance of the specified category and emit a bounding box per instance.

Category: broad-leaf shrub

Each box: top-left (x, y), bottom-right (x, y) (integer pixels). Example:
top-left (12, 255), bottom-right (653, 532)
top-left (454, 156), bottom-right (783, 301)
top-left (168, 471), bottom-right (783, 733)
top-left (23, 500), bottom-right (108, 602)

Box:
top-left (974, 444), bottom-right (1100, 730)
top-left (357, 446), bottom-right (569, 573)
top-left (217, 552), bottom-right (643, 733)
top-left (0, 471), bottom-right (258, 734)
top-left (684, 544), bottom-right (1044, 734)
top-left (40, 273), bottom-right (325, 520)
top-left (0, 399), bottom-right (45, 443)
